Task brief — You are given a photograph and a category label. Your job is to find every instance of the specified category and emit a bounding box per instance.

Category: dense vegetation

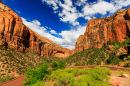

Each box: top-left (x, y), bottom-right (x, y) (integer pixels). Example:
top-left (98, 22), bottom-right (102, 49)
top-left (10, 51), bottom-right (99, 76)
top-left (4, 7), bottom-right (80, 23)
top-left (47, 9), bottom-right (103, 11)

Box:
top-left (23, 63), bottom-right (51, 86)
top-left (23, 61), bottom-right (66, 86)
top-left (51, 60), bottom-right (66, 70)
top-left (29, 65), bottom-right (111, 86)
top-left (64, 37), bottom-right (130, 67)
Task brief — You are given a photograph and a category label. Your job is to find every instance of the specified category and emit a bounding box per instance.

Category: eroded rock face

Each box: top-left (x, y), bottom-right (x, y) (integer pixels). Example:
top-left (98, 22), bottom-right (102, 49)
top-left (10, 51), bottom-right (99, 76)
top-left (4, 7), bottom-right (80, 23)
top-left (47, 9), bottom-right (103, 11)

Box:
top-left (75, 8), bottom-right (130, 53)
top-left (0, 2), bottom-right (72, 57)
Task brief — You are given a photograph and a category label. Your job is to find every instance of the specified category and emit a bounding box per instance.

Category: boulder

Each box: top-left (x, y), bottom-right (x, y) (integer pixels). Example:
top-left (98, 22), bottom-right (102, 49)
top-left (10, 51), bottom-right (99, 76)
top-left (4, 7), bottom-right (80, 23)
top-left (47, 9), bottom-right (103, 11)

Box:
top-left (122, 74), bottom-right (129, 78)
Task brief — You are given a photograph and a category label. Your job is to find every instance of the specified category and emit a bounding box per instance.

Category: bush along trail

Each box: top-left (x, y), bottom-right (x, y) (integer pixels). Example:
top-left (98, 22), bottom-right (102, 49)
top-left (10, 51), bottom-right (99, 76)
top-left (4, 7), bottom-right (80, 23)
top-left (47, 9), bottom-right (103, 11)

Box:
top-left (0, 65), bottom-right (130, 86)
top-left (23, 62), bottom-right (112, 86)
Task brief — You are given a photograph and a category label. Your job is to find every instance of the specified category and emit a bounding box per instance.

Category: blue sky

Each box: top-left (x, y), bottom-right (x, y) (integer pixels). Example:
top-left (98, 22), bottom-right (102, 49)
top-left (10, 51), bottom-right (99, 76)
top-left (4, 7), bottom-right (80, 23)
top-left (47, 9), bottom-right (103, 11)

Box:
top-left (2, 0), bottom-right (130, 49)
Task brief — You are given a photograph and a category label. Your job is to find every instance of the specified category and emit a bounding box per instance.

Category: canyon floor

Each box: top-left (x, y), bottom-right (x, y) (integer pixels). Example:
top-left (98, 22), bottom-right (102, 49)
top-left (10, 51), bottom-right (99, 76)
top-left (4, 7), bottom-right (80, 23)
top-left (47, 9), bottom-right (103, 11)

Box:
top-left (110, 72), bottom-right (130, 86)
top-left (0, 66), bottom-right (130, 86)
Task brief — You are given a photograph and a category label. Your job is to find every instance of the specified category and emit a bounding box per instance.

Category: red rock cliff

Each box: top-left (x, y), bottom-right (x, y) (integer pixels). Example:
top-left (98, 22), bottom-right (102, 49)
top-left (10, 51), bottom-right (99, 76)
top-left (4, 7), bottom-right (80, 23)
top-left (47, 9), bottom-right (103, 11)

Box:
top-left (0, 2), bottom-right (72, 57)
top-left (75, 8), bottom-right (130, 53)
top-left (0, 0), bottom-right (2, 3)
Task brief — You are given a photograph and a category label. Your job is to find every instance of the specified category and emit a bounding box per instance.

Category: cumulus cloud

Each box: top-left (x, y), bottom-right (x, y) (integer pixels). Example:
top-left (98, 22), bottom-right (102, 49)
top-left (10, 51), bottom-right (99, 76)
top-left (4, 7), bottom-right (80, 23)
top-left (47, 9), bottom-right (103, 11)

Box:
top-left (58, 0), bottom-right (80, 25)
top-left (82, 0), bottom-right (130, 18)
top-left (83, 1), bottom-right (115, 15)
top-left (42, 0), bottom-right (59, 10)
top-left (21, 17), bottom-right (86, 49)
top-left (76, 0), bottom-right (88, 6)
top-left (50, 30), bottom-right (58, 34)
top-left (42, 0), bottom-right (81, 25)
top-left (42, 0), bottom-right (130, 25)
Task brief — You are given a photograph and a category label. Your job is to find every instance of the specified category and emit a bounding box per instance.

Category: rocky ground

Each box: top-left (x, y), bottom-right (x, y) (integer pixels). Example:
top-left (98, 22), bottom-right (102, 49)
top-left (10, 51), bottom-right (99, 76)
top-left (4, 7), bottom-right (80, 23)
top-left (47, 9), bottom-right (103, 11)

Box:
top-left (110, 71), bottom-right (130, 86)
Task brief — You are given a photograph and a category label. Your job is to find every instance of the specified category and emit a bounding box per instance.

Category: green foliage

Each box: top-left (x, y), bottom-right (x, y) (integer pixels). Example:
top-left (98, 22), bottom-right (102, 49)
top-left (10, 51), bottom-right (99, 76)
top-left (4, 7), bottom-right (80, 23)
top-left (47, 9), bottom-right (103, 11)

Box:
top-left (51, 60), bottom-right (66, 71)
top-left (51, 61), bottom-right (58, 71)
top-left (32, 81), bottom-right (50, 86)
top-left (108, 37), bottom-right (130, 47)
top-left (42, 67), bottom-right (111, 86)
top-left (128, 56), bottom-right (130, 60)
top-left (65, 47), bottom-right (106, 66)
top-left (111, 41), bottom-right (121, 46)
top-left (125, 62), bottom-right (130, 67)
top-left (23, 63), bottom-right (51, 86)
top-left (0, 75), bottom-right (15, 84)
top-left (57, 60), bottom-right (65, 69)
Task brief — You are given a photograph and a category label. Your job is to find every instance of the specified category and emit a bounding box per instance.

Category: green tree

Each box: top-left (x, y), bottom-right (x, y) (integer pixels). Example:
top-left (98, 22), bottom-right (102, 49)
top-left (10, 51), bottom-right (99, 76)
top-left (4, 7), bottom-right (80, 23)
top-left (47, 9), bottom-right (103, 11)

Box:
top-left (23, 63), bottom-right (51, 85)
top-left (57, 60), bottom-right (66, 69)
top-left (51, 61), bottom-right (58, 71)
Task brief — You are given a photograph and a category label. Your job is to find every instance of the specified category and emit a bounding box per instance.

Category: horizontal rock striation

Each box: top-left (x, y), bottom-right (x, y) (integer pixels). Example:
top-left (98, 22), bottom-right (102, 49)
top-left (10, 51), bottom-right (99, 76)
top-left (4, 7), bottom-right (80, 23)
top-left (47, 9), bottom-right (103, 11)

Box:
top-left (75, 8), bottom-right (130, 53)
top-left (0, 2), bottom-right (72, 57)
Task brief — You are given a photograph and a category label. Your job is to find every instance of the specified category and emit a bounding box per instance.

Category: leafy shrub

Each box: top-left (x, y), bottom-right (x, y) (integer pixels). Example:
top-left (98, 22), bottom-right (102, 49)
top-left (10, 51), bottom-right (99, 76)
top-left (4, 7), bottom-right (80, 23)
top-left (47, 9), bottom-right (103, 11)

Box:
top-left (128, 56), bottom-right (130, 60)
top-left (23, 63), bottom-right (51, 86)
top-left (51, 61), bottom-right (58, 71)
top-left (51, 60), bottom-right (66, 71)
top-left (32, 81), bottom-right (50, 86)
top-left (125, 62), bottom-right (130, 67)
top-left (43, 67), bottom-right (111, 86)
top-left (111, 41), bottom-right (121, 46)
top-left (57, 60), bottom-right (65, 69)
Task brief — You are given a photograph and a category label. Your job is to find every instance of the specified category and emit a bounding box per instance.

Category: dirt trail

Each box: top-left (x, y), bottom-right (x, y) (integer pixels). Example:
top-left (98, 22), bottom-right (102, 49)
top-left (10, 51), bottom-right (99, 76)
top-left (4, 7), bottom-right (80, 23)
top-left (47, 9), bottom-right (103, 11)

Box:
top-left (0, 66), bottom-right (130, 86)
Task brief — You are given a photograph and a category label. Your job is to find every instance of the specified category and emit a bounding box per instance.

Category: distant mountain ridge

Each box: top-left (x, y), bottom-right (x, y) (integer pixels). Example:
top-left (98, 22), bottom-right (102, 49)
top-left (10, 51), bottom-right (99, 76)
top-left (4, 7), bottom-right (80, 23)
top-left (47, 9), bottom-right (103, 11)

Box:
top-left (75, 8), bottom-right (130, 53)
top-left (0, 0), bottom-right (72, 58)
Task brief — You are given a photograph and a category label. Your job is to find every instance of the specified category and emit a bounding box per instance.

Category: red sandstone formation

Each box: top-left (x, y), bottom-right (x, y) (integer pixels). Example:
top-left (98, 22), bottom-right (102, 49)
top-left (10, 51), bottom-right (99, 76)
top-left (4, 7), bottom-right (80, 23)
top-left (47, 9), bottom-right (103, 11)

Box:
top-left (0, 0), bottom-right (2, 3)
top-left (75, 8), bottom-right (130, 53)
top-left (1, 0), bottom-right (130, 57)
top-left (0, 1), bottom-right (72, 57)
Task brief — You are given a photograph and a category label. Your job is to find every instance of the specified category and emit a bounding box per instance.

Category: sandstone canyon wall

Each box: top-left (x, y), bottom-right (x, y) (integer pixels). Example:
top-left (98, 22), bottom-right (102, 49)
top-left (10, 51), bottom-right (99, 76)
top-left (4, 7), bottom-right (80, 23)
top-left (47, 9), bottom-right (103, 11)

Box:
top-left (0, 1), bottom-right (72, 57)
top-left (75, 8), bottom-right (130, 53)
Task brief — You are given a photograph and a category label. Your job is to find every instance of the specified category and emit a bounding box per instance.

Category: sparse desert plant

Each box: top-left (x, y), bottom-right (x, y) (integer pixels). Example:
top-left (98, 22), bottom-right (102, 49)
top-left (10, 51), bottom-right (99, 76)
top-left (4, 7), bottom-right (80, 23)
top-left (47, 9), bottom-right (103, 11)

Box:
top-left (0, 75), bottom-right (15, 84)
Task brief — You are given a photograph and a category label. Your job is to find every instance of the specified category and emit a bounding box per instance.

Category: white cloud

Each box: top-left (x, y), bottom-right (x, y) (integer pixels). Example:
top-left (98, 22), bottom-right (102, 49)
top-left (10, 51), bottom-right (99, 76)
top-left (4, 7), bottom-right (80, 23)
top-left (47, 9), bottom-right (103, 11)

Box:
top-left (83, 1), bottom-right (115, 15)
top-left (82, 0), bottom-right (130, 19)
top-left (76, 0), bottom-right (88, 6)
top-left (58, 0), bottom-right (81, 25)
top-left (50, 30), bottom-right (58, 34)
top-left (16, 10), bottom-right (21, 14)
top-left (110, 0), bottom-right (130, 13)
top-left (42, 0), bottom-right (81, 25)
top-left (42, 0), bottom-right (130, 26)
top-left (21, 17), bottom-right (86, 49)
top-left (42, 0), bottom-right (59, 10)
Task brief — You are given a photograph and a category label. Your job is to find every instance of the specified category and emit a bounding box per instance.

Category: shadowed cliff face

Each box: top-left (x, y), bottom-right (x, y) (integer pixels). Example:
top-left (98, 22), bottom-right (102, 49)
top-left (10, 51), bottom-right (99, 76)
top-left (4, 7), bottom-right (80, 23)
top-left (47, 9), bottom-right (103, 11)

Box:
top-left (75, 8), bottom-right (130, 53)
top-left (0, 1), bottom-right (72, 58)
